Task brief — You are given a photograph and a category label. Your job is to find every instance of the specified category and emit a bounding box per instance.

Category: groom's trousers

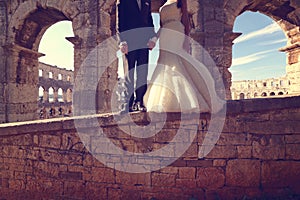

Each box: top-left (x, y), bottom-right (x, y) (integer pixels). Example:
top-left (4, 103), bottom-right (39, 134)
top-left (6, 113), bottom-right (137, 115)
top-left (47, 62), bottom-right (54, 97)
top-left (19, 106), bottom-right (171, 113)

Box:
top-left (125, 48), bottom-right (149, 108)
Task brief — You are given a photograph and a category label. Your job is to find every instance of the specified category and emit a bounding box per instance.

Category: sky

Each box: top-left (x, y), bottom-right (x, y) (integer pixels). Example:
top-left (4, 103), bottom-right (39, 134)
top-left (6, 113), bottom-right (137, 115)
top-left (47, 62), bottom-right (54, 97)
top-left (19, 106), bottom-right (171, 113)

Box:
top-left (38, 11), bottom-right (287, 81)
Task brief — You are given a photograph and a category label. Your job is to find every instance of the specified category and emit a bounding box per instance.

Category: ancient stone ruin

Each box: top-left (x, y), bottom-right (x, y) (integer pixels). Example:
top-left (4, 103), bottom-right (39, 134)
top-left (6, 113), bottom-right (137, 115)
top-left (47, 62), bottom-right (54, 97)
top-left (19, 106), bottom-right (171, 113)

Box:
top-left (0, 0), bottom-right (299, 199)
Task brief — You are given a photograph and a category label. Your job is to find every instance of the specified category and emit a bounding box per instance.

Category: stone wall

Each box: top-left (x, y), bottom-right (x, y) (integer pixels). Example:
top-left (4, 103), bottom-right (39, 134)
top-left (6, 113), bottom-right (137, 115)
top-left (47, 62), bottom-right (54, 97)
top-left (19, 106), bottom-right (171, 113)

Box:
top-left (0, 96), bottom-right (300, 199)
top-left (38, 62), bottom-right (73, 119)
top-left (1, 0), bottom-right (299, 122)
top-left (231, 76), bottom-right (294, 100)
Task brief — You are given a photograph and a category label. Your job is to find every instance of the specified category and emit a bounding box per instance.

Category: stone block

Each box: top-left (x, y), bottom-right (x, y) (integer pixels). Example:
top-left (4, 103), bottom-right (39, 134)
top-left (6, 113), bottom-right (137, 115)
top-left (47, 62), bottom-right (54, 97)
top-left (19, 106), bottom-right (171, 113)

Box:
top-left (262, 161), bottom-right (300, 189)
top-left (63, 181), bottom-right (85, 199)
top-left (159, 166), bottom-right (179, 174)
top-left (151, 172), bottom-right (176, 187)
top-left (285, 134), bottom-right (300, 143)
top-left (91, 167), bottom-right (115, 183)
top-left (60, 152), bottom-right (83, 165)
top-left (58, 171), bottom-right (83, 180)
top-left (252, 135), bottom-right (285, 160)
top-left (178, 167), bottom-right (196, 179)
top-left (196, 167), bottom-right (225, 189)
top-left (286, 144), bottom-right (300, 160)
top-left (116, 171), bottom-right (151, 186)
top-left (0, 134), bottom-right (32, 146)
top-left (85, 182), bottom-right (107, 199)
top-left (217, 132), bottom-right (251, 145)
top-left (213, 159), bottom-right (226, 167)
top-left (176, 179), bottom-right (197, 188)
top-left (226, 159), bottom-right (260, 187)
top-left (107, 188), bottom-right (122, 200)
top-left (186, 159), bottom-right (213, 167)
top-left (206, 145), bottom-right (237, 159)
top-left (40, 134), bottom-right (61, 149)
top-left (1, 145), bottom-right (25, 159)
top-left (237, 146), bottom-right (252, 158)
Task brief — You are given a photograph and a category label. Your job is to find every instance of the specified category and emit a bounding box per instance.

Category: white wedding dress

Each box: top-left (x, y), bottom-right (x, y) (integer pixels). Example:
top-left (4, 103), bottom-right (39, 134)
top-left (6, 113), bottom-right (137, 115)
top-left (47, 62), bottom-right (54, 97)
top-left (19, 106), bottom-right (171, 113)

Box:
top-left (144, 2), bottom-right (222, 113)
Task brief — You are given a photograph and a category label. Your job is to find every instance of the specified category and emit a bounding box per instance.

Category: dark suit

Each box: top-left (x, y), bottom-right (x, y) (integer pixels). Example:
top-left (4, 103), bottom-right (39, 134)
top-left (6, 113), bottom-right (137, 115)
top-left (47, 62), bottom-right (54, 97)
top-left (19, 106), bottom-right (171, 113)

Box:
top-left (116, 0), bottom-right (156, 109)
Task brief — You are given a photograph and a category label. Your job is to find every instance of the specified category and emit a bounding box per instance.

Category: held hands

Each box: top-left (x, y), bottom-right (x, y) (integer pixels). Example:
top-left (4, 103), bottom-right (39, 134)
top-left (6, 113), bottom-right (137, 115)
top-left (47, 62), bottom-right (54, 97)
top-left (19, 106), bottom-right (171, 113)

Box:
top-left (119, 41), bottom-right (128, 54)
top-left (119, 37), bottom-right (157, 54)
top-left (147, 37), bottom-right (157, 50)
top-left (147, 40), bottom-right (156, 50)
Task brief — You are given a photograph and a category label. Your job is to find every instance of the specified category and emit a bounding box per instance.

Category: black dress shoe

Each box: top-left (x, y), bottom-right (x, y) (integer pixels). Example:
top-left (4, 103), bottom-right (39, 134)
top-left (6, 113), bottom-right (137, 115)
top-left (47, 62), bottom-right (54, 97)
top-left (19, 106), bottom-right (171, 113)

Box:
top-left (129, 106), bottom-right (135, 112)
top-left (134, 102), bottom-right (147, 112)
top-left (120, 106), bottom-right (135, 114)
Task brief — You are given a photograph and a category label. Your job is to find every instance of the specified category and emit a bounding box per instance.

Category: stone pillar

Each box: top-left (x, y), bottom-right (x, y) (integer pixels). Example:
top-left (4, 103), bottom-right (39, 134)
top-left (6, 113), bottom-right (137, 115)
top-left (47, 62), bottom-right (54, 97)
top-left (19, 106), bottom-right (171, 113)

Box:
top-left (0, 0), bottom-right (7, 123)
top-left (70, 5), bottom-right (117, 115)
top-left (43, 87), bottom-right (48, 103)
top-left (280, 27), bottom-right (300, 96)
top-left (62, 88), bottom-right (67, 103)
top-left (53, 87), bottom-right (58, 102)
top-left (189, 0), bottom-right (230, 99)
top-left (3, 44), bottom-right (43, 122)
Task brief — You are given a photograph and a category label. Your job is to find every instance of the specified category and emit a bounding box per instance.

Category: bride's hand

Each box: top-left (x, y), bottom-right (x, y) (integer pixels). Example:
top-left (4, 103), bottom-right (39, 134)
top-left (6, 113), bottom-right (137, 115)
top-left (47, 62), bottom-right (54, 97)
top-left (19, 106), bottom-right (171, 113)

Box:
top-left (147, 40), bottom-right (156, 50)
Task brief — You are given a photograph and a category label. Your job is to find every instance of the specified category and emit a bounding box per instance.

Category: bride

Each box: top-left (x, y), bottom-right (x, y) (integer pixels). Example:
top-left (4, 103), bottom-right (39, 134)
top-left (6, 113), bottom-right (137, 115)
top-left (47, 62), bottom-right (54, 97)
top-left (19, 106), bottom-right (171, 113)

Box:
top-left (144, 0), bottom-right (224, 113)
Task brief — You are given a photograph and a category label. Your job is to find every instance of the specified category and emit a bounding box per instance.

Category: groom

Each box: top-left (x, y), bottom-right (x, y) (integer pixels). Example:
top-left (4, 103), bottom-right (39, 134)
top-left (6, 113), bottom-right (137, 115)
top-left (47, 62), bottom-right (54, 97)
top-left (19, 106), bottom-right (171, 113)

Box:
top-left (116, 0), bottom-right (157, 112)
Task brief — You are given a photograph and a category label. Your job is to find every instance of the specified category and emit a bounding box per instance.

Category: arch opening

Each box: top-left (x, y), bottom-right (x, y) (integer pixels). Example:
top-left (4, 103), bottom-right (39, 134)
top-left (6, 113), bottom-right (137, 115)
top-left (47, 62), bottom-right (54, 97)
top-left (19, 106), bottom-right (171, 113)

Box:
top-left (229, 11), bottom-right (297, 100)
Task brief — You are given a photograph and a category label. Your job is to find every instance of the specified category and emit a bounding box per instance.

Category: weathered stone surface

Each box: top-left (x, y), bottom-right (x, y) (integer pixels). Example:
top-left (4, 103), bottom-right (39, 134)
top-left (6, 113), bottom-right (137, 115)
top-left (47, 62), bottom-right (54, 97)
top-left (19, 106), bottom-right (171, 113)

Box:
top-left (178, 167), bottom-right (196, 179)
top-left (286, 144), bottom-right (300, 160)
top-left (151, 172), bottom-right (176, 187)
top-left (252, 135), bottom-right (285, 160)
top-left (206, 145), bottom-right (237, 158)
top-left (196, 167), bottom-right (225, 189)
top-left (116, 171), bottom-right (151, 186)
top-left (0, 108), bottom-right (299, 198)
top-left (237, 145), bottom-right (252, 158)
top-left (262, 161), bottom-right (300, 188)
top-left (0, 0), bottom-right (299, 199)
top-left (226, 159), bottom-right (260, 187)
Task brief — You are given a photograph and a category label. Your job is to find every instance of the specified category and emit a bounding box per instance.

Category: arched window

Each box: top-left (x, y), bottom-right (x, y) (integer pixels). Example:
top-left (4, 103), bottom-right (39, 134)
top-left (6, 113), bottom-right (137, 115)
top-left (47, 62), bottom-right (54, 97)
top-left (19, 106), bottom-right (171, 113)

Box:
top-left (39, 69), bottom-right (43, 77)
top-left (39, 21), bottom-right (74, 71)
top-left (230, 11), bottom-right (286, 81)
top-left (280, 80), bottom-right (285, 86)
top-left (49, 87), bottom-right (54, 102)
top-left (278, 92), bottom-right (284, 95)
top-left (262, 92), bottom-right (267, 97)
top-left (58, 88), bottom-right (64, 102)
top-left (38, 86), bottom-right (44, 102)
top-left (49, 72), bottom-right (53, 79)
top-left (58, 74), bottom-right (62, 80)
top-left (230, 11), bottom-right (287, 100)
top-left (239, 93), bottom-right (245, 99)
top-left (270, 92), bottom-right (275, 96)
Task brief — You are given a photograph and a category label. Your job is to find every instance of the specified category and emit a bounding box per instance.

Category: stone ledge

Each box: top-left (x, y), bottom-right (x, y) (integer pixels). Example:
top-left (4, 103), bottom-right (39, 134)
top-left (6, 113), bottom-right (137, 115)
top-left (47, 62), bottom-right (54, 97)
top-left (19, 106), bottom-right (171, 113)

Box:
top-left (0, 96), bottom-right (299, 136)
top-left (227, 95), bottom-right (300, 114)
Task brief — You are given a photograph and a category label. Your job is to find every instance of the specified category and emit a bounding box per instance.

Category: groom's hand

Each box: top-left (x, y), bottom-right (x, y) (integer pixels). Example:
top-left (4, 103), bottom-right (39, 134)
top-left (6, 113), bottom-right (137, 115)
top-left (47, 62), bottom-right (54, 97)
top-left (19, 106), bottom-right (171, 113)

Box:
top-left (119, 41), bottom-right (128, 54)
top-left (147, 37), bottom-right (157, 50)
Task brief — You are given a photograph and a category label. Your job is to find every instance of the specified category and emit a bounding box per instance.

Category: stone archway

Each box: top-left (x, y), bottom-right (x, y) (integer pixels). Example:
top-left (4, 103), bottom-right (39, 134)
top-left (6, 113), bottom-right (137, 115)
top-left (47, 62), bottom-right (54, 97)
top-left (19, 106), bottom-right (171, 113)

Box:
top-left (0, 0), bottom-right (117, 122)
top-left (224, 0), bottom-right (300, 98)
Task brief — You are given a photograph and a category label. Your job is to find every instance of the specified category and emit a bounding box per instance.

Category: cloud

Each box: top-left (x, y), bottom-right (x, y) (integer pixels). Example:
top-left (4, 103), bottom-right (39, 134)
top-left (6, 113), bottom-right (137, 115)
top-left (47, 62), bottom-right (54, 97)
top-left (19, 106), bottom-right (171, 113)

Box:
top-left (234, 22), bottom-right (281, 44)
top-left (258, 38), bottom-right (287, 46)
top-left (230, 64), bottom-right (286, 81)
top-left (231, 49), bottom-right (274, 67)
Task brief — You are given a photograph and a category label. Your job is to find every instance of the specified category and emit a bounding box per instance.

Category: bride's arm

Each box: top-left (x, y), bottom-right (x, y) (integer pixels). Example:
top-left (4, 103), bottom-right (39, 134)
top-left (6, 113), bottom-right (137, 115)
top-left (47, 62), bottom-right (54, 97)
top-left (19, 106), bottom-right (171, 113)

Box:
top-left (181, 0), bottom-right (191, 53)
